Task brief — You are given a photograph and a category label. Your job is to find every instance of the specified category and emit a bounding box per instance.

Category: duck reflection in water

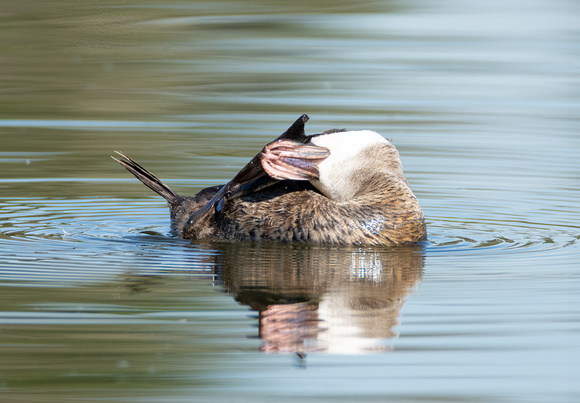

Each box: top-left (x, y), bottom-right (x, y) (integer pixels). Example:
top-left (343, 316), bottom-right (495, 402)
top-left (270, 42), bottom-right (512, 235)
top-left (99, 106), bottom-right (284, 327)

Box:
top-left (114, 114), bottom-right (426, 246)
top-left (114, 114), bottom-right (426, 353)
top-left (214, 243), bottom-right (424, 354)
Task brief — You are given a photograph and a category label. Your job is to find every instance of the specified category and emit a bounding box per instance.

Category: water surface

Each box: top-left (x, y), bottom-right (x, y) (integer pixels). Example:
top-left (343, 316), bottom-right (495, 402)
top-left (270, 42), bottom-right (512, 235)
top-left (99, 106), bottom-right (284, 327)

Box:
top-left (1, 0), bottom-right (579, 401)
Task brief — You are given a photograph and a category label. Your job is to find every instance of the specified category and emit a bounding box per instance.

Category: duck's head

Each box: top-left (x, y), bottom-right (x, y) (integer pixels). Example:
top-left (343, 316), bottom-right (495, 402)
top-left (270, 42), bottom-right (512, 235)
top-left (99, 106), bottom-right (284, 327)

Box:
top-left (262, 129), bottom-right (408, 202)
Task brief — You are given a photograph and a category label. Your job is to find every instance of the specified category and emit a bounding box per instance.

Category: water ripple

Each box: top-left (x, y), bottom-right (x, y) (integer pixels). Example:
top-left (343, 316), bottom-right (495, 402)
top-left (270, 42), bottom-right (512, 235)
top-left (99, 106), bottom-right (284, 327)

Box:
top-left (1, 193), bottom-right (577, 286)
top-left (0, 197), bottom-right (221, 285)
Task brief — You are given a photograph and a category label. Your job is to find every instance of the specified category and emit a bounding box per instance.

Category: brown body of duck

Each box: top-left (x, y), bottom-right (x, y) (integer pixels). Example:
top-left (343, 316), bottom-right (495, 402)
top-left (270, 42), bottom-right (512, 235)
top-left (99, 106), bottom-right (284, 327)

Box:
top-left (114, 115), bottom-right (426, 246)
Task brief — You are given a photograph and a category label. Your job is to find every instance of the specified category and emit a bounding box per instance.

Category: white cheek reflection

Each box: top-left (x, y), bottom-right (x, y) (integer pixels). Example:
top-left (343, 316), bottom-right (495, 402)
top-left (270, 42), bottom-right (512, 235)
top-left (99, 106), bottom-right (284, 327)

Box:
top-left (317, 249), bottom-right (398, 354)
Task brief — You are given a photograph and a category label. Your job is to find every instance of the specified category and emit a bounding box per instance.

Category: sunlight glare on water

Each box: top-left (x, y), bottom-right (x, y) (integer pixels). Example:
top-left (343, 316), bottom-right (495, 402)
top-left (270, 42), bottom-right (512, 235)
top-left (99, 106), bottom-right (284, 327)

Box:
top-left (0, 0), bottom-right (579, 401)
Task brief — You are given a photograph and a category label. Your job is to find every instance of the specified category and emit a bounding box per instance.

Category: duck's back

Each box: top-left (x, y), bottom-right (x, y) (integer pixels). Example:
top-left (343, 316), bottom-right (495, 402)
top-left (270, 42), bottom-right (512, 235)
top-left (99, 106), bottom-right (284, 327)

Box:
top-left (210, 179), bottom-right (426, 246)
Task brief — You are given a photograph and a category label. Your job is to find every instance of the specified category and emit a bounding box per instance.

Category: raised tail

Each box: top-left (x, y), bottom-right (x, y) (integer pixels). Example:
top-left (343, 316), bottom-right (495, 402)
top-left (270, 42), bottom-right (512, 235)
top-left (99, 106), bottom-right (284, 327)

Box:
top-left (112, 151), bottom-right (178, 203)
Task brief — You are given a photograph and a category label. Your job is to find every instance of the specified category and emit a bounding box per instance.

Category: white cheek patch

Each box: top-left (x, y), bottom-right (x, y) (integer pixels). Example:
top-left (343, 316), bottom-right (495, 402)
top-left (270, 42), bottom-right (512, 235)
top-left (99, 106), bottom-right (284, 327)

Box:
top-left (309, 131), bottom-right (389, 201)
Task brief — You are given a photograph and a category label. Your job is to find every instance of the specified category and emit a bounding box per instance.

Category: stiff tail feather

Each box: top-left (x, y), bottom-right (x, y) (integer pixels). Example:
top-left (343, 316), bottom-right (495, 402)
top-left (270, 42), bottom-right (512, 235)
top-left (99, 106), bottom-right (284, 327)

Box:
top-left (112, 151), bottom-right (178, 203)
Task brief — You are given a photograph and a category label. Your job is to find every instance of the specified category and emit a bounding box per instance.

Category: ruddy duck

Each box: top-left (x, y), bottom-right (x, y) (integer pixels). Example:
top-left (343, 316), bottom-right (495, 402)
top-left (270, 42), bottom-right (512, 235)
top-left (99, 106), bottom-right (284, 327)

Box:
top-left (114, 115), bottom-right (426, 245)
